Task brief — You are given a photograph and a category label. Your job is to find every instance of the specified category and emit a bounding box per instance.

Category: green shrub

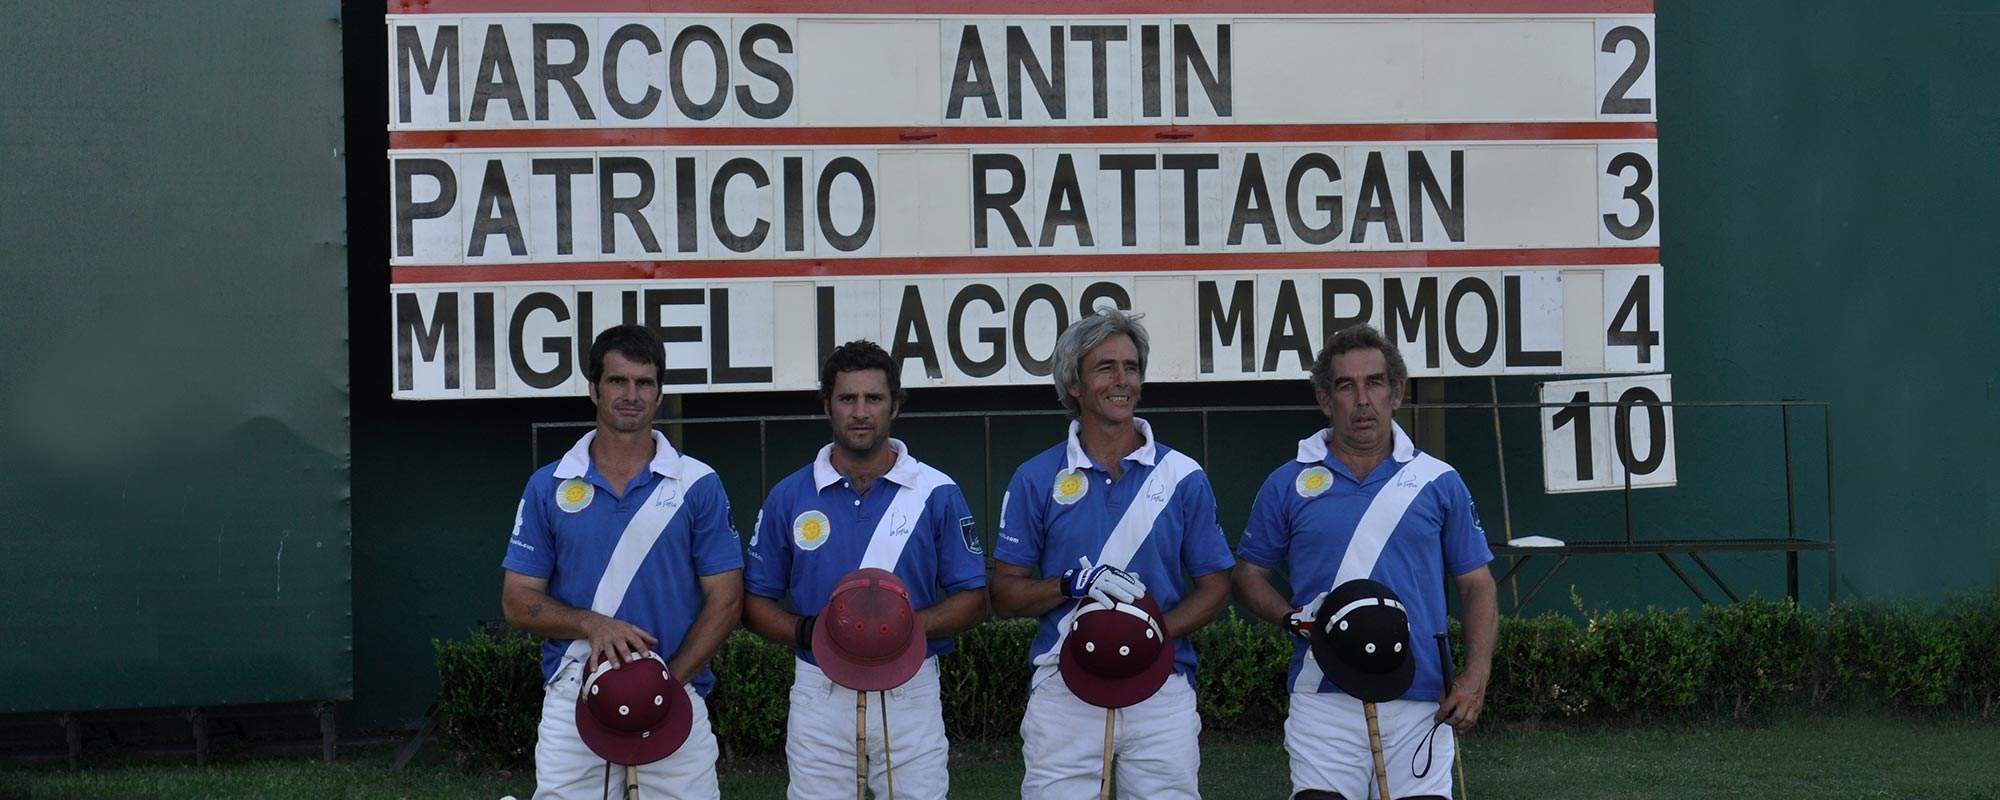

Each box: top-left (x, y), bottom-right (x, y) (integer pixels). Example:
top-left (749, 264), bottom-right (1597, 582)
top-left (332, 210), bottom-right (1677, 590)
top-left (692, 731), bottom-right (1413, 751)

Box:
top-left (939, 618), bottom-right (1037, 742)
top-left (1485, 613), bottom-right (1589, 722)
top-left (1947, 593), bottom-right (2000, 717)
top-left (1701, 597), bottom-right (1818, 719)
top-left (704, 630), bottom-right (794, 758)
top-left (1579, 605), bottom-right (1714, 718)
top-left (1828, 603), bottom-right (1965, 710)
top-left (1189, 613), bottom-right (1293, 732)
top-left (433, 627), bottom-right (543, 767)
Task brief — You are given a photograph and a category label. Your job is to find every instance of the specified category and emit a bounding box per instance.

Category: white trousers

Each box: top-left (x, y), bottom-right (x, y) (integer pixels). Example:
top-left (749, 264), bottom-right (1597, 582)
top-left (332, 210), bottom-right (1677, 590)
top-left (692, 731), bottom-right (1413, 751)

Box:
top-left (785, 657), bottom-right (949, 800)
top-left (1284, 692), bottom-right (1455, 800)
top-left (1019, 665), bottom-right (1203, 800)
top-left (533, 661), bottom-right (722, 800)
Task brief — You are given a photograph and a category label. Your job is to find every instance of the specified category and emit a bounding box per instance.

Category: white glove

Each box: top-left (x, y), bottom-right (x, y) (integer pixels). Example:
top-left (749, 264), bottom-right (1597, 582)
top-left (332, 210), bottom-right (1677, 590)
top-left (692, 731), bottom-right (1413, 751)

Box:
top-left (1062, 556), bottom-right (1146, 605)
top-left (1286, 592), bottom-right (1329, 641)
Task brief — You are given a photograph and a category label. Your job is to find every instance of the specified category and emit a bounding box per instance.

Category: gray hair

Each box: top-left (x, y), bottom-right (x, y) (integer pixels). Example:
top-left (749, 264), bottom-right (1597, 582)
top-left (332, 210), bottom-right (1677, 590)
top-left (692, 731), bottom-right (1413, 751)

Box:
top-left (1309, 323), bottom-right (1408, 400)
top-left (1051, 306), bottom-right (1150, 417)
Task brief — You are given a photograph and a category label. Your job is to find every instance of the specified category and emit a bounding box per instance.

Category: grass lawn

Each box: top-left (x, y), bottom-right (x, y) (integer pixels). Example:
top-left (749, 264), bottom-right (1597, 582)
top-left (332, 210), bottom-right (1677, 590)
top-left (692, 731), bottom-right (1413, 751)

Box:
top-left (6, 712), bottom-right (1996, 799)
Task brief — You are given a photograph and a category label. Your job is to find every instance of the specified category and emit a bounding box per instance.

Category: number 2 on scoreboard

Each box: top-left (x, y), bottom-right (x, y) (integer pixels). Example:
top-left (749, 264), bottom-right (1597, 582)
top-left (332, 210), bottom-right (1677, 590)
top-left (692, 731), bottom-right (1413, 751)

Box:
top-left (1596, 18), bottom-right (1657, 120)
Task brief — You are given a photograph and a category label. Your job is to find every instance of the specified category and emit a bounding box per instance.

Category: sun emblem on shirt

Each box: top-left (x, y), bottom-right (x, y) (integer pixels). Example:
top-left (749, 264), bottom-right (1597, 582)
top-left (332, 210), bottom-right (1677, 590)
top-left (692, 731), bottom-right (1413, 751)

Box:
top-left (556, 478), bottom-right (595, 513)
top-left (1295, 466), bottom-right (1334, 499)
top-left (793, 510), bottom-right (832, 551)
top-left (1052, 468), bottom-right (1089, 506)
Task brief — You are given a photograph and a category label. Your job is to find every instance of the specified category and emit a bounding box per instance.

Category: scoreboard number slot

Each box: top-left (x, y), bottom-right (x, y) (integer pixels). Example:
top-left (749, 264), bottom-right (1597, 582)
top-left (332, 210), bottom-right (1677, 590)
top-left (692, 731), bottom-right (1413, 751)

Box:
top-left (1540, 373), bottom-right (1677, 494)
top-left (1595, 18), bottom-right (1657, 120)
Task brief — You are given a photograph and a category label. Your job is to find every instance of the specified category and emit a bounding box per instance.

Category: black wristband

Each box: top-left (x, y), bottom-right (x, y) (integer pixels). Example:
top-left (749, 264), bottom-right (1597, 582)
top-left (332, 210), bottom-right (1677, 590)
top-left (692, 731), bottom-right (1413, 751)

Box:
top-left (795, 614), bottom-right (817, 648)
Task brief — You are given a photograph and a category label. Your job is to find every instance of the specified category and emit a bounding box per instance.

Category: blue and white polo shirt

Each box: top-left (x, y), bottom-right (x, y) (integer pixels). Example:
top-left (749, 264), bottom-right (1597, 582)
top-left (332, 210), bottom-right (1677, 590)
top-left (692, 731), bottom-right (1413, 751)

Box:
top-left (502, 430), bottom-right (744, 695)
top-left (746, 439), bottom-right (987, 665)
top-left (1236, 423), bottom-right (1493, 700)
top-left (994, 418), bottom-right (1236, 685)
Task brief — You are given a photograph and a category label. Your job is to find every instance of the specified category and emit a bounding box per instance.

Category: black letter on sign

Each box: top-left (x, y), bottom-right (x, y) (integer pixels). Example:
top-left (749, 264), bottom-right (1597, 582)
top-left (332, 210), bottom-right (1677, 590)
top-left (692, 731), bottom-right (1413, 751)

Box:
top-left (781, 156), bottom-right (806, 253)
top-left (711, 157), bottom-right (771, 253)
top-left (1040, 153), bottom-right (1095, 247)
top-left (1504, 275), bottom-right (1562, 368)
top-left (644, 288), bottom-right (708, 385)
top-left (816, 286), bottom-right (837, 366)
top-left (470, 25), bottom-right (527, 122)
top-left (1173, 24), bottom-right (1231, 117)
top-left (709, 288), bottom-right (773, 384)
top-left (737, 23), bottom-right (794, 120)
top-left (1321, 278), bottom-right (1374, 335)
top-left (1070, 25), bottom-right (1127, 120)
top-left (1409, 150), bottom-right (1464, 243)
top-left (1197, 280), bottom-right (1254, 374)
top-left (396, 25), bottom-right (459, 124)
top-left (1012, 284), bottom-right (1069, 377)
top-left (1443, 278), bottom-right (1498, 368)
top-left (394, 158), bottom-right (457, 258)
top-left (1286, 152), bottom-right (1343, 245)
top-left (1263, 280), bottom-right (1312, 372)
top-left (473, 291), bottom-right (497, 390)
top-left (573, 290), bottom-right (595, 370)
top-left (1351, 151), bottom-right (1404, 244)
top-left (468, 160), bottom-right (526, 257)
top-left (671, 25), bottom-right (729, 121)
top-left (533, 23), bottom-right (594, 121)
top-left (600, 157), bottom-right (660, 255)
top-left (1099, 154), bottom-right (1156, 247)
top-left (1162, 153), bottom-right (1220, 246)
top-left (604, 24), bottom-right (663, 120)
top-left (1227, 153), bottom-right (1279, 246)
top-left (509, 292), bottom-right (573, 390)
top-left (946, 26), bottom-right (1001, 119)
top-left (892, 286), bottom-right (943, 380)
top-left (397, 292), bottom-right (459, 391)
top-left (1079, 281), bottom-right (1131, 316)
top-left (1006, 25), bottom-right (1065, 120)
top-left (532, 157), bottom-right (593, 255)
top-left (817, 157), bottom-right (875, 253)
top-left (675, 157), bottom-right (699, 253)
top-left (1384, 277), bottom-right (1439, 369)
top-left (972, 153), bottom-right (1030, 249)
top-left (947, 284), bottom-right (1007, 378)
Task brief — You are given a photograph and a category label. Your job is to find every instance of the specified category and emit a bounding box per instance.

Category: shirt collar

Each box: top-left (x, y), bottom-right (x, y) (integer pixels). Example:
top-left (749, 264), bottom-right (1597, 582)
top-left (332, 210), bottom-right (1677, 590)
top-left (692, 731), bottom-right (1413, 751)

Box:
top-left (812, 438), bottom-right (923, 492)
top-left (1294, 422), bottom-right (1416, 466)
top-left (1064, 417), bottom-right (1159, 472)
top-left (553, 429), bottom-right (682, 481)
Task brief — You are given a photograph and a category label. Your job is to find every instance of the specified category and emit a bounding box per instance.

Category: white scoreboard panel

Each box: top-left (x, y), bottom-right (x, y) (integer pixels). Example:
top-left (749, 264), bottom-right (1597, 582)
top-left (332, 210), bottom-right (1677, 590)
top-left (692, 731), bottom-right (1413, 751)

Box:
top-left (1539, 373), bottom-right (1677, 493)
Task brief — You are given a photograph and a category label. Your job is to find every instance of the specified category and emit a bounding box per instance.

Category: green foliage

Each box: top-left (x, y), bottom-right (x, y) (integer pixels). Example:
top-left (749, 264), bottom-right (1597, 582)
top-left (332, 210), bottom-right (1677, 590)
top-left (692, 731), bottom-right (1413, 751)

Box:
top-left (1188, 613), bottom-right (1293, 731)
top-left (939, 619), bottom-right (1038, 742)
top-left (704, 630), bottom-right (795, 758)
top-left (1946, 593), bottom-right (2000, 717)
top-left (431, 627), bottom-right (543, 767)
top-left (1486, 613), bottom-right (1590, 721)
top-left (1701, 597), bottom-right (1817, 719)
top-left (1578, 604), bottom-right (1716, 718)
top-left (1829, 602), bottom-right (1966, 709)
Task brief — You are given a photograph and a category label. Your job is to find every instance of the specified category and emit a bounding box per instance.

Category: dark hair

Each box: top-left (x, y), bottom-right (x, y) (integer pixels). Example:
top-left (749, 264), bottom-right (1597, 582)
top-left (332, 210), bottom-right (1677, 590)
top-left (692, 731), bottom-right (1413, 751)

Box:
top-left (818, 340), bottom-right (905, 402)
top-left (1309, 324), bottom-right (1408, 398)
top-left (585, 324), bottom-right (667, 385)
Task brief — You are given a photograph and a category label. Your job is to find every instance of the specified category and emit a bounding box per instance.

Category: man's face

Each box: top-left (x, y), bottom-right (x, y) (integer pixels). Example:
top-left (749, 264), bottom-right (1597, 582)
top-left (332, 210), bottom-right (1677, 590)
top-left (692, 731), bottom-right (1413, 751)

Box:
top-left (1318, 347), bottom-right (1402, 454)
top-left (825, 368), bottom-right (897, 455)
top-left (1068, 334), bottom-right (1143, 426)
top-left (588, 351), bottom-right (663, 433)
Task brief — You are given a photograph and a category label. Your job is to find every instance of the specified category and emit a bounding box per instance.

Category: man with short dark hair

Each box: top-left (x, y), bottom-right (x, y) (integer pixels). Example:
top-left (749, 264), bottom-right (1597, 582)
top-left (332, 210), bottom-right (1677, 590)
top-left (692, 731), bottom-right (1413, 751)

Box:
top-left (500, 324), bottom-right (744, 800)
top-left (1232, 324), bottom-right (1498, 800)
top-left (743, 340), bottom-right (988, 800)
top-left (990, 308), bottom-right (1235, 799)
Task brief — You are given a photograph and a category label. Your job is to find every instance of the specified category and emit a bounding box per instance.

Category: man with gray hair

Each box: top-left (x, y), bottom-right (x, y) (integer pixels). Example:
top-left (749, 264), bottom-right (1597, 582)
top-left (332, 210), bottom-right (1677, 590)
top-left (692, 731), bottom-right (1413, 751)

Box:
top-left (990, 307), bottom-right (1235, 799)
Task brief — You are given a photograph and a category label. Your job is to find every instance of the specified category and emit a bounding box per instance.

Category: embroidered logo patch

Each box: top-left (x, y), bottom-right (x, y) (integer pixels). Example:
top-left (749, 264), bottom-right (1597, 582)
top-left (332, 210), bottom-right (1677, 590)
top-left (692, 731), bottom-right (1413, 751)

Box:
top-left (556, 478), bottom-right (594, 513)
top-left (959, 515), bottom-right (982, 555)
top-left (1052, 468), bottom-right (1089, 506)
top-left (749, 510), bottom-right (762, 547)
top-left (1295, 466), bottom-right (1334, 499)
top-left (793, 510), bottom-right (832, 551)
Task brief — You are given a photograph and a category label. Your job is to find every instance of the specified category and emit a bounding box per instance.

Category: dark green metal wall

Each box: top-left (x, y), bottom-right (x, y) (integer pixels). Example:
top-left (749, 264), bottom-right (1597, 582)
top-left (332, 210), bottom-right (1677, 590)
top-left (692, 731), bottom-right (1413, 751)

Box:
top-left (333, 0), bottom-right (1990, 730)
top-left (0, 1), bottom-right (351, 713)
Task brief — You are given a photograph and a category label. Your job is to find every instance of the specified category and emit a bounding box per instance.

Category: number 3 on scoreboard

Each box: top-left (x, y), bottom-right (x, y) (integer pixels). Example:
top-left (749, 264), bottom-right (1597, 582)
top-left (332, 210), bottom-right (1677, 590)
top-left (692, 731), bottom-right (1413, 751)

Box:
top-left (1599, 142), bottom-right (1660, 246)
top-left (1604, 266), bottom-right (1664, 371)
top-left (1596, 19), bottom-right (1657, 120)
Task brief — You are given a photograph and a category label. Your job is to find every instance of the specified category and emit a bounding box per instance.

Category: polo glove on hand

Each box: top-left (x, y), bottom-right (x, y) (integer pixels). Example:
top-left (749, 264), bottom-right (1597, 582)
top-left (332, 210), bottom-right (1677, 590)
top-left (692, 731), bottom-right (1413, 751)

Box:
top-left (795, 614), bottom-right (818, 649)
top-left (1287, 592), bottom-right (1329, 641)
top-left (1061, 556), bottom-right (1146, 606)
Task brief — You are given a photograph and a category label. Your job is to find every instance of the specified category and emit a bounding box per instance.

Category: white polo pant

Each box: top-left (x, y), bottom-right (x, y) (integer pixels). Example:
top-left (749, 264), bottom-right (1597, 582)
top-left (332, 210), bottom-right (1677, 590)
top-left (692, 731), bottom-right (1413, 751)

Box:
top-left (786, 656), bottom-right (949, 800)
top-left (1020, 665), bottom-right (1203, 800)
top-left (532, 661), bottom-right (722, 800)
top-left (1285, 692), bottom-right (1455, 800)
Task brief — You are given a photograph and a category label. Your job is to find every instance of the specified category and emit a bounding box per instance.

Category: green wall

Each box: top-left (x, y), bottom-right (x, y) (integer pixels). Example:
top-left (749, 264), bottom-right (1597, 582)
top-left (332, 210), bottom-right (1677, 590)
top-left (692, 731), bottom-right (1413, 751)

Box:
top-left (331, 0), bottom-right (1991, 730)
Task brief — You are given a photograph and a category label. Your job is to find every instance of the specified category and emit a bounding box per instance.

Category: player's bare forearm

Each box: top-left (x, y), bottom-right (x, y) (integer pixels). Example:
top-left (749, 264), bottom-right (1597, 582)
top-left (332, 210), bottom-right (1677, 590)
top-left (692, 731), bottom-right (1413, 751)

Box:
top-left (917, 587), bottom-right (989, 638)
top-left (989, 562), bottom-right (1067, 619)
top-left (743, 593), bottom-right (803, 648)
top-left (1454, 566), bottom-right (1499, 683)
top-left (1163, 570), bottom-right (1231, 639)
top-left (1230, 561), bottom-right (1294, 625)
top-left (501, 570), bottom-right (599, 641)
top-left (666, 570), bottom-right (743, 682)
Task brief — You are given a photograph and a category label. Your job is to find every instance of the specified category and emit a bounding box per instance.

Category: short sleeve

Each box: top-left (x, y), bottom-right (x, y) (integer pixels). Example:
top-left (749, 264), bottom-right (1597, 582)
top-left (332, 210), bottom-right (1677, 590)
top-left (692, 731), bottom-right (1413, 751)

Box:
top-left (688, 474), bottom-right (745, 577)
top-left (744, 487), bottom-right (793, 599)
top-left (1235, 468), bottom-right (1295, 570)
top-left (931, 484), bottom-right (988, 594)
top-left (991, 467), bottom-right (1044, 571)
top-left (1438, 473), bottom-right (1495, 577)
top-left (1176, 473), bottom-right (1236, 578)
top-left (501, 479), bottom-right (555, 579)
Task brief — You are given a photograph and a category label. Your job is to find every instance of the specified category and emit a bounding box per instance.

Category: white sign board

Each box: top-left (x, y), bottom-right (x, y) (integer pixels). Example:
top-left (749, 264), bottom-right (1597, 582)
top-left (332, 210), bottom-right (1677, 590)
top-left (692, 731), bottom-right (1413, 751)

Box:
top-left (1539, 373), bottom-right (1677, 493)
top-left (386, 2), bottom-right (1663, 398)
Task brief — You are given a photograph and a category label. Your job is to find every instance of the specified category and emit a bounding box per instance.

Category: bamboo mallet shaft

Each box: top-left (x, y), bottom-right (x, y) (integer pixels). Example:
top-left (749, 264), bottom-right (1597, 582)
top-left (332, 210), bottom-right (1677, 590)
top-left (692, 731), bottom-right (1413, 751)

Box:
top-left (1364, 701), bottom-right (1390, 800)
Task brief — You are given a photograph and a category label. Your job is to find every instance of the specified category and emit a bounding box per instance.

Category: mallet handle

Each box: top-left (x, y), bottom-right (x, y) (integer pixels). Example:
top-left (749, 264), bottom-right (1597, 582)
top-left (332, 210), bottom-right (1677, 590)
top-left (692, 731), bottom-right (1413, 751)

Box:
top-left (1098, 707), bottom-right (1115, 800)
top-left (623, 764), bottom-right (639, 800)
top-left (855, 691), bottom-right (868, 800)
top-left (1364, 701), bottom-right (1390, 800)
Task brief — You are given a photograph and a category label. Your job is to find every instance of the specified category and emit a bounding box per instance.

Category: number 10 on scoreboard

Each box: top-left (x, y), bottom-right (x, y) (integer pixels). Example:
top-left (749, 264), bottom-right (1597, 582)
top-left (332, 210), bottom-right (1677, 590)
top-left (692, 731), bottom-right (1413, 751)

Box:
top-left (1540, 374), bottom-right (1678, 494)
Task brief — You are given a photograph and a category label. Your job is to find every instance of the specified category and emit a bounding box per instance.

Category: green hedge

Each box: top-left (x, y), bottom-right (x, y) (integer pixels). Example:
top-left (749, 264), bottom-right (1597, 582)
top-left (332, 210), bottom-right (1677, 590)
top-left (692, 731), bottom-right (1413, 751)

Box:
top-left (434, 595), bottom-right (2000, 765)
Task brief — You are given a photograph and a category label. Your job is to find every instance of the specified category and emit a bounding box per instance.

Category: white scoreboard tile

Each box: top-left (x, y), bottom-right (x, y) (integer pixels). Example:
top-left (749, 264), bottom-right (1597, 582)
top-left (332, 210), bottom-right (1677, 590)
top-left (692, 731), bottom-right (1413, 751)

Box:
top-left (879, 279), bottom-right (949, 387)
top-left (662, 149), bottom-right (710, 259)
top-left (1436, 271), bottom-right (1504, 376)
top-left (659, 18), bottom-right (736, 127)
top-left (1421, 20), bottom-right (1594, 122)
top-left (1405, 145), bottom-right (1465, 249)
top-left (939, 19), bottom-right (1008, 124)
top-left (1062, 18), bottom-right (1137, 124)
top-left (462, 18), bottom-right (535, 128)
top-left (1006, 276), bottom-right (1073, 382)
top-left (732, 18), bottom-right (799, 125)
top-left (1158, 146), bottom-right (1225, 253)
top-left (1135, 276), bottom-right (1196, 383)
top-left (713, 281), bottom-right (776, 388)
top-left (1378, 272), bottom-right (1442, 375)
top-left (1093, 148), bottom-right (1163, 252)
top-left (1539, 378), bottom-right (1612, 493)
top-left (638, 282), bottom-right (712, 388)
top-left (1195, 274), bottom-right (1258, 380)
top-left (821, 280), bottom-right (883, 355)
top-left (517, 150), bottom-right (595, 262)
top-left (1033, 147), bottom-right (1104, 253)
top-left (1602, 266), bottom-right (1666, 372)
top-left (1594, 17), bottom-right (1658, 121)
top-left (1233, 19), bottom-right (1416, 124)
top-left (806, 18), bottom-right (942, 126)
top-left (458, 152), bottom-right (533, 263)
top-left (878, 149), bottom-right (970, 257)
top-left (390, 16), bottom-right (462, 130)
top-left (390, 287), bottom-right (468, 398)
top-left (771, 281), bottom-right (819, 388)
top-left (1505, 270), bottom-right (1568, 375)
top-left (814, 149), bottom-right (879, 257)
top-left (502, 284), bottom-right (584, 397)
top-left (1280, 145), bottom-right (1346, 252)
top-left (609, 149), bottom-right (674, 260)
top-left (940, 278), bottom-right (1013, 385)
top-left (1342, 146), bottom-right (1410, 252)
top-left (771, 149), bottom-right (818, 258)
top-left (1257, 272), bottom-right (1321, 378)
top-left (529, 17), bottom-right (610, 128)
top-left (1561, 268), bottom-right (1607, 373)
top-left (392, 152), bottom-right (464, 264)
top-left (1168, 18), bottom-right (1231, 124)
top-left (1463, 145), bottom-right (1599, 249)
top-left (708, 150), bottom-right (776, 258)
top-left (1320, 271), bottom-right (1384, 337)
top-left (1598, 141), bottom-right (1660, 246)
top-left (1073, 273), bottom-right (1135, 318)
top-left (1221, 147), bottom-right (1288, 253)
top-left (1605, 373), bottom-right (1676, 490)
top-left (1538, 373), bottom-right (1676, 493)
top-left (970, 147), bottom-right (1040, 254)
top-left (596, 18), bottom-right (673, 127)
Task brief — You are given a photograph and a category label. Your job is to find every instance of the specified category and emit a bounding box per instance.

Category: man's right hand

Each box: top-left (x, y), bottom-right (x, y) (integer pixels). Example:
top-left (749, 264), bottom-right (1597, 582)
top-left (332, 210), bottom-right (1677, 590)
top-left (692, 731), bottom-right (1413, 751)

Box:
top-left (582, 614), bottom-right (658, 670)
top-left (1060, 556), bottom-right (1145, 606)
top-left (1286, 592), bottom-right (1329, 641)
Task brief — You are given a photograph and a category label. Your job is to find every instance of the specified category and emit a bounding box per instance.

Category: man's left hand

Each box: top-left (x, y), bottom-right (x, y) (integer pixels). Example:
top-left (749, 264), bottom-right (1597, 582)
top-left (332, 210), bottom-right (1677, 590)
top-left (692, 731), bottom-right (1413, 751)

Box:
top-left (1435, 669), bottom-right (1488, 730)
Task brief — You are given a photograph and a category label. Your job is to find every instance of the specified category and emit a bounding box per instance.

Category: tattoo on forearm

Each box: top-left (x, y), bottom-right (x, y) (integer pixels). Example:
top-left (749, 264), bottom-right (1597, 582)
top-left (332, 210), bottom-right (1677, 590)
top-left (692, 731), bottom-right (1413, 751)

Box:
top-left (528, 601), bottom-right (544, 618)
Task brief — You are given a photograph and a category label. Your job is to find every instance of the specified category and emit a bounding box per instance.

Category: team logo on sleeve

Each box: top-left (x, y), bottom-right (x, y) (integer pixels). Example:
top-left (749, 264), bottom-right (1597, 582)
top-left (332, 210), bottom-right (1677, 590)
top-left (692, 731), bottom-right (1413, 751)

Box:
top-left (556, 478), bottom-right (595, 513)
top-left (749, 510), bottom-right (762, 547)
top-left (793, 510), bottom-right (832, 551)
top-left (1052, 468), bottom-right (1089, 506)
top-left (959, 515), bottom-right (982, 555)
top-left (1295, 466), bottom-right (1334, 498)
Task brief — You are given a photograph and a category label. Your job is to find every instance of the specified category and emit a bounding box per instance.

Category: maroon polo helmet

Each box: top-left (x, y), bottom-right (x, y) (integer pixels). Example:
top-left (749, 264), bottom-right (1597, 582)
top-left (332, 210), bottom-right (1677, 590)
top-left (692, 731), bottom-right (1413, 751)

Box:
top-left (1058, 593), bottom-right (1175, 709)
top-left (811, 568), bottom-right (928, 691)
top-left (575, 652), bottom-right (694, 767)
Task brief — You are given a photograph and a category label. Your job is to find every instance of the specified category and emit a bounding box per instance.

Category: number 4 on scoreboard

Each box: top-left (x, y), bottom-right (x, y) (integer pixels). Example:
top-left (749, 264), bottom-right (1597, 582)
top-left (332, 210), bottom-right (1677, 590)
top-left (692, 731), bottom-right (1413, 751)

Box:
top-left (1604, 267), bottom-right (1665, 372)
